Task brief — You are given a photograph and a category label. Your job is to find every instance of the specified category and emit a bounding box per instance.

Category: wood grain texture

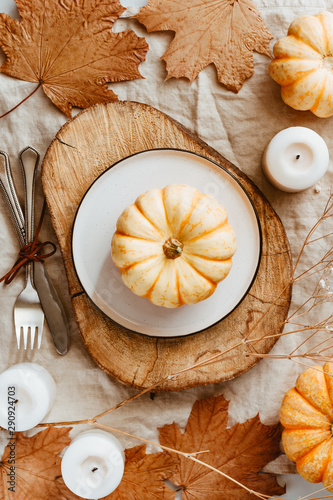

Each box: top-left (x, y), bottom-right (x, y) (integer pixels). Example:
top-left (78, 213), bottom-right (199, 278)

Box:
top-left (42, 101), bottom-right (292, 391)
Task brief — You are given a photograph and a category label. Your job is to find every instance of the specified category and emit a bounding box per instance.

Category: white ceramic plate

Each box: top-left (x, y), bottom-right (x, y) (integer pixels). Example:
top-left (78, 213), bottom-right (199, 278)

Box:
top-left (72, 149), bottom-right (262, 337)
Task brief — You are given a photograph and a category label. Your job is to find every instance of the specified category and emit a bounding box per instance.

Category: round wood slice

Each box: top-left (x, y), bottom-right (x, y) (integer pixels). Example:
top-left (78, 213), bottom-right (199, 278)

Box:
top-left (42, 101), bottom-right (292, 391)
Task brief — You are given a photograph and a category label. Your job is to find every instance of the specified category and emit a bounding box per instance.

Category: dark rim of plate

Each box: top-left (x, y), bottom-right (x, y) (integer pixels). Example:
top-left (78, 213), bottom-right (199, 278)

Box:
top-left (71, 148), bottom-right (263, 339)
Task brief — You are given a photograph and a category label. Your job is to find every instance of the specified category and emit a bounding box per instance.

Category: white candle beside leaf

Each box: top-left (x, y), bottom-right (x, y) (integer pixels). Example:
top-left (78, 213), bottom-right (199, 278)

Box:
top-left (262, 127), bottom-right (329, 192)
top-left (61, 429), bottom-right (125, 499)
top-left (0, 363), bottom-right (56, 432)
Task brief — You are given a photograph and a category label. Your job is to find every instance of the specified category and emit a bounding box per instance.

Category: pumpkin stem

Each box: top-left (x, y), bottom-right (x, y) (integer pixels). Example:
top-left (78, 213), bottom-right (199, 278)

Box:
top-left (163, 237), bottom-right (183, 259)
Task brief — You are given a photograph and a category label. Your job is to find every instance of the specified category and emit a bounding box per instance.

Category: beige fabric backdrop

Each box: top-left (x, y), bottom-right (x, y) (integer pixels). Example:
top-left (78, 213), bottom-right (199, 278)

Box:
top-left (0, 0), bottom-right (332, 498)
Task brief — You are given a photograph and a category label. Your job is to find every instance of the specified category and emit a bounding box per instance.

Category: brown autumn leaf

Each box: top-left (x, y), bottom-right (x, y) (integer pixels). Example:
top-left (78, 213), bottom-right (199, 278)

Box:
top-left (0, 426), bottom-right (84, 500)
top-left (0, 0), bottom-right (148, 117)
top-left (135, 0), bottom-right (272, 92)
top-left (107, 444), bottom-right (176, 499)
top-left (159, 395), bottom-right (285, 499)
top-left (0, 428), bottom-right (176, 500)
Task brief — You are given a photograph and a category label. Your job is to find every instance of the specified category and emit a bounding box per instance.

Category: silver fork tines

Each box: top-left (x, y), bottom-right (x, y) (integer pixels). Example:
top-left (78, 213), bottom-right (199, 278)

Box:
top-left (15, 300), bottom-right (43, 349)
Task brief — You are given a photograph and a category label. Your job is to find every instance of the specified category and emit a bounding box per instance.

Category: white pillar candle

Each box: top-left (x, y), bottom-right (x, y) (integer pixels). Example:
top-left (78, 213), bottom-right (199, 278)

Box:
top-left (61, 429), bottom-right (125, 499)
top-left (0, 363), bottom-right (56, 432)
top-left (262, 127), bottom-right (329, 192)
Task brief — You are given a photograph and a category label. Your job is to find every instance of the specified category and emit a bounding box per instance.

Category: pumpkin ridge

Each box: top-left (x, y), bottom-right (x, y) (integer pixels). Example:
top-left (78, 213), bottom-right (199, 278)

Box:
top-left (162, 186), bottom-right (203, 239)
top-left (296, 437), bottom-right (332, 481)
top-left (183, 252), bottom-right (233, 264)
top-left (134, 202), bottom-right (167, 239)
top-left (114, 231), bottom-right (164, 243)
top-left (182, 221), bottom-right (231, 244)
top-left (295, 369), bottom-right (333, 422)
top-left (181, 254), bottom-right (217, 287)
top-left (280, 387), bottom-right (332, 429)
top-left (185, 258), bottom-right (232, 263)
top-left (282, 428), bottom-right (332, 461)
top-left (317, 13), bottom-right (330, 54)
top-left (270, 56), bottom-right (321, 72)
top-left (288, 24), bottom-right (325, 55)
top-left (145, 264), bottom-right (168, 300)
top-left (293, 386), bottom-right (332, 420)
top-left (161, 186), bottom-right (173, 236)
top-left (174, 265), bottom-right (185, 306)
top-left (270, 65), bottom-right (320, 87)
top-left (311, 72), bottom-right (328, 113)
top-left (323, 364), bottom-right (333, 408)
top-left (119, 254), bottom-right (161, 271)
top-left (283, 426), bottom-right (331, 431)
top-left (176, 191), bottom-right (203, 238)
top-left (281, 69), bottom-right (319, 89)
top-left (283, 34), bottom-right (323, 58)
top-left (271, 56), bottom-right (319, 64)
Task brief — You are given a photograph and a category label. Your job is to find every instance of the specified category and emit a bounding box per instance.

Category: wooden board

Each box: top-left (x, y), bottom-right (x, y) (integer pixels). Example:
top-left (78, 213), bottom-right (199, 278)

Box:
top-left (42, 101), bottom-right (292, 391)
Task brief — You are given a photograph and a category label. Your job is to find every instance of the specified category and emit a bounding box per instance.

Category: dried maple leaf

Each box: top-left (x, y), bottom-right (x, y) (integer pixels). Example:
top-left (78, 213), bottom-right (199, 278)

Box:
top-left (0, 0), bottom-right (148, 117)
top-left (0, 426), bottom-right (83, 500)
top-left (108, 444), bottom-right (176, 499)
top-left (0, 429), bottom-right (176, 500)
top-left (135, 0), bottom-right (272, 92)
top-left (159, 395), bottom-right (285, 499)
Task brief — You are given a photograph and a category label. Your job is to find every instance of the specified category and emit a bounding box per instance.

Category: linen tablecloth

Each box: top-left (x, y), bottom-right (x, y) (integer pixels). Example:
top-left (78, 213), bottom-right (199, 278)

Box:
top-left (0, 0), bottom-right (332, 498)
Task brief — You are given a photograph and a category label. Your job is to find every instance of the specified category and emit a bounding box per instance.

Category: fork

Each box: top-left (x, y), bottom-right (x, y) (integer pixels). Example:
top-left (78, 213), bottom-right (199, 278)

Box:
top-left (13, 147), bottom-right (44, 349)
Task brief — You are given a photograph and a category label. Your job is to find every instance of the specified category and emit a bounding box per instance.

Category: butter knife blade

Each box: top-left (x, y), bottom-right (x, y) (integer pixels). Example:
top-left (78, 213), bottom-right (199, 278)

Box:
top-left (34, 261), bottom-right (70, 355)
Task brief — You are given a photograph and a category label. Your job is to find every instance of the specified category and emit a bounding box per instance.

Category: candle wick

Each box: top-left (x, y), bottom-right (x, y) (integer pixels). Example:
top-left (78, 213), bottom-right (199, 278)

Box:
top-left (92, 467), bottom-right (98, 473)
top-left (296, 154), bottom-right (301, 160)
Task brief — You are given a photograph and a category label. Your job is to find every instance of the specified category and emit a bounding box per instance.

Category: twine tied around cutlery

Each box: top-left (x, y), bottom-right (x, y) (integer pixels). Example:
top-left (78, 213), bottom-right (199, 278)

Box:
top-left (0, 201), bottom-right (56, 284)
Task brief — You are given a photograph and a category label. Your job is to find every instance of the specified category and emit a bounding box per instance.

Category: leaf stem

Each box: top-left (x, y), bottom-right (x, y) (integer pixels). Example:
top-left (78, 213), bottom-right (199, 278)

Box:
top-left (0, 82), bottom-right (42, 119)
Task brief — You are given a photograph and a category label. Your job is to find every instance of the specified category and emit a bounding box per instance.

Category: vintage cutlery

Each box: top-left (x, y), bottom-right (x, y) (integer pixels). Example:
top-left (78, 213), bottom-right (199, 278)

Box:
top-left (0, 148), bottom-right (70, 353)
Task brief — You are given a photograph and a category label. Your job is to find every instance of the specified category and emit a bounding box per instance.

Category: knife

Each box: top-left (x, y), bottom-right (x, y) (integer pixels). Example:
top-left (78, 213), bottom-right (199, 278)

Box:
top-left (0, 148), bottom-right (70, 355)
top-left (33, 261), bottom-right (70, 355)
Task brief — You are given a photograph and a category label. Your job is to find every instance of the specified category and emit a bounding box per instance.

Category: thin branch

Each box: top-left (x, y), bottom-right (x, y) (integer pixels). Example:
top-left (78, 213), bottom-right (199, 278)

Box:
top-left (93, 423), bottom-right (269, 500)
top-left (299, 482), bottom-right (333, 499)
top-left (289, 330), bottom-right (320, 356)
top-left (308, 232), bottom-right (333, 244)
top-left (37, 417), bottom-right (91, 428)
top-left (242, 353), bottom-right (328, 371)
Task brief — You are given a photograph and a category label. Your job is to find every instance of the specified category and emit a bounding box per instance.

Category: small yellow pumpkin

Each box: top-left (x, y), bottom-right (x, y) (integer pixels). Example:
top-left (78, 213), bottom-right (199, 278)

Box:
top-left (269, 11), bottom-right (333, 117)
top-left (111, 184), bottom-right (236, 308)
top-left (280, 362), bottom-right (333, 491)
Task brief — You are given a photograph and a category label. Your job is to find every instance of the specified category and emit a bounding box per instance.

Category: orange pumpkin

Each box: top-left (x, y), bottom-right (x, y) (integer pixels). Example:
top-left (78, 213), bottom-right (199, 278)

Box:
top-left (111, 184), bottom-right (236, 308)
top-left (280, 362), bottom-right (333, 491)
top-left (269, 11), bottom-right (333, 117)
